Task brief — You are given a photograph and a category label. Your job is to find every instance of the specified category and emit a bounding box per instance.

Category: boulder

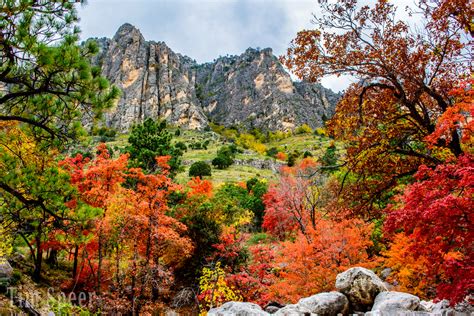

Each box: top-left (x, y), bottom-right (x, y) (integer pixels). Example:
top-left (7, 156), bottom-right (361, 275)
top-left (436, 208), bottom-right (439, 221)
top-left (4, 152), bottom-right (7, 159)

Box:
top-left (265, 306), bottom-right (280, 314)
top-left (208, 302), bottom-right (269, 316)
top-left (274, 304), bottom-right (312, 316)
top-left (371, 291), bottom-right (420, 313)
top-left (335, 267), bottom-right (388, 311)
top-left (365, 311), bottom-right (431, 315)
top-left (418, 299), bottom-right (457, 315)
top-left (418, 300), bottom-right (435, 312)
top-left (297, 292), bottom-right (349, 316)
top-left (264, 302), bottom-right (285, 314)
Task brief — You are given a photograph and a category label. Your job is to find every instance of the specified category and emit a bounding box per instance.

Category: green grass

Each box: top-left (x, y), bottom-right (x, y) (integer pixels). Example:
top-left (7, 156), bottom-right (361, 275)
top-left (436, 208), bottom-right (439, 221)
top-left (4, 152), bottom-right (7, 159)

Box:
top-left (176, 163), bottom-right (276, 186)
top-left (96, 129), bottom-right (344, 186)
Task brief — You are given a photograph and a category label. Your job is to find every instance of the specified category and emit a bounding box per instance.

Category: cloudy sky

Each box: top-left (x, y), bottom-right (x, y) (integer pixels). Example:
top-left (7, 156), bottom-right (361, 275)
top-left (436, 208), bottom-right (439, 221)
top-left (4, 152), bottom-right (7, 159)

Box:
top-left (77, 0), bottom-right (412, 92)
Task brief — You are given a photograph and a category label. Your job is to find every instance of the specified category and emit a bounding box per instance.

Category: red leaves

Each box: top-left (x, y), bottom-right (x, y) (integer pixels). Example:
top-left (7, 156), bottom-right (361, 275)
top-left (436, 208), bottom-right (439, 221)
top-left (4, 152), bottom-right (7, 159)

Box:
top-left (262, 186), bottom-right (298, 239)
top-left (385, 154), bottom-right (474, 304)
top-left (425, 79), bottom-right (474, 146)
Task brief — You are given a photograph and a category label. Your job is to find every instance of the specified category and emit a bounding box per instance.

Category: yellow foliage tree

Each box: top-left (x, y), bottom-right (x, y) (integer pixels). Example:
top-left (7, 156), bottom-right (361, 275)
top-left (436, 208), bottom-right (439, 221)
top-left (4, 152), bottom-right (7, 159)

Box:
top-left (198, 262), bottom-right (242, 314)
top-left (0, 225), bottom-right (13, 259)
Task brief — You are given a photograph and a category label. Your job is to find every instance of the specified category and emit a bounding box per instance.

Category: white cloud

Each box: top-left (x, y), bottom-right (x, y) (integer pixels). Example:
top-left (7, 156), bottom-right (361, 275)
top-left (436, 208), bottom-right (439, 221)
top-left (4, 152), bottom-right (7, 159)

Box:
top-left (76, 0), bottom-right (421, 92)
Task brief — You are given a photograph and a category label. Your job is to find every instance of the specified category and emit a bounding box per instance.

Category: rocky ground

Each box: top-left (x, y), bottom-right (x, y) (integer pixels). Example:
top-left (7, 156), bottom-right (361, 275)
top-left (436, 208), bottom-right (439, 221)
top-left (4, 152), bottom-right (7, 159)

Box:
top-left (208, 267), bottom-right (473, 316)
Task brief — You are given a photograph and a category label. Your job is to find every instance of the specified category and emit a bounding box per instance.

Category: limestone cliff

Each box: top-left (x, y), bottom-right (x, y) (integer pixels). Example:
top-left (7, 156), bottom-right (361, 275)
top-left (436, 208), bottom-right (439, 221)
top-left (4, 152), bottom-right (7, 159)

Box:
top-left (91, 24), bottom-right (340, 131)
top-left (91, 23), bottom-right (207, 131)
top-left (196, 47), bottom-right (339, 130)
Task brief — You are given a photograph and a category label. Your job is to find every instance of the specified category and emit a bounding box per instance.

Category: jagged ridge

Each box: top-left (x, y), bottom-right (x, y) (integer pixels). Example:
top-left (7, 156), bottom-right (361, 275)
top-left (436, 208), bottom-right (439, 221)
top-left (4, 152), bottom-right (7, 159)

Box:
top-left (89, 23), bottom-right (340, 131)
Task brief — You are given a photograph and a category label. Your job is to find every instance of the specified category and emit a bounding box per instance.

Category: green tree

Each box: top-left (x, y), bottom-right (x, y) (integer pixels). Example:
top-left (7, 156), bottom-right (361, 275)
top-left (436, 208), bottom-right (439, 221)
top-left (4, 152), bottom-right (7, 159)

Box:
top-left (0, 1), bottom-right (119, 142)
top-left (126, 118), bottom-right (183, 176)
top-left (189, 161), bottom-right (212, 178)
top-left (212, 145), bottom-right (237, 169)
top-left (320, 143), bottom-right (338, 168)
top-left (0, 1), bottom-right (119, 281)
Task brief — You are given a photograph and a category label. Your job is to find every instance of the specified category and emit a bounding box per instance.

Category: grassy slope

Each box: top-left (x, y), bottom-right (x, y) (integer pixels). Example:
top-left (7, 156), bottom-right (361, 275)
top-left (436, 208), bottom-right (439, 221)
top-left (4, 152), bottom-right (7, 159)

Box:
top-left (94, 129), bottom-right (343, 186)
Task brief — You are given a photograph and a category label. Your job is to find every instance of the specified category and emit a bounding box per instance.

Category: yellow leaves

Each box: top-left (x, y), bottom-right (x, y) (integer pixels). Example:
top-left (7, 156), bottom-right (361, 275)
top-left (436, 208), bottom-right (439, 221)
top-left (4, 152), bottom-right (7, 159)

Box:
top-left (236, 133), bottom-right (267, 154)
top-left (198, 262), bottom-right (242, 314)
top-left (0, 122), bottom-right (58, 168)
top-left (0, 224), bottom-right (13, 258)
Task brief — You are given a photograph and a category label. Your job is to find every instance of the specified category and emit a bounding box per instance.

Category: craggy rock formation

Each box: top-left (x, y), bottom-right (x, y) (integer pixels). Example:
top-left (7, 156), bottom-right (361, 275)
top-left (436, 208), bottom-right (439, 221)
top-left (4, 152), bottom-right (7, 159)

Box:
top-left (89, 24), bottom-right (340, 132)
top-left (207, 267), bottom-right (471, 315)
top-left (90, 23), bottom-right (208, 131)
top-left (196, 48), bottom-right (339, 131)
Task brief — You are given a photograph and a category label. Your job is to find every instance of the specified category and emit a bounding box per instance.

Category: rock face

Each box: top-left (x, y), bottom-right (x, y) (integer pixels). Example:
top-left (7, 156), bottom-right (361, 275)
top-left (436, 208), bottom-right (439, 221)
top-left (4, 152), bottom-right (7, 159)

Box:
top-left (91, 23), bottom-right (208, 131)
top-left (208, 302), bottom-right (268, 316)
top-left (90, 24), bottom-right (340, 132)
top-left (297, 292), bottom-right (349, 316)
top-left (196, 48), bottom-right (339, 131)
top-left (370, 291), bottom-right (420, 313)
top-left (336, 267), bottom-right (388, 312)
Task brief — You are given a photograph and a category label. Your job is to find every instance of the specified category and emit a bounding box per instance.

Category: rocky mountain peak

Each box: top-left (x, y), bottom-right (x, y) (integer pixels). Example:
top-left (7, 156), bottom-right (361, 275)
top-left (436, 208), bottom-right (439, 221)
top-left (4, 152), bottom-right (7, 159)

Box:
top-left (91, 24), bottom-right (340, 131)
top-left (114, 23), bottom-right (142, 39)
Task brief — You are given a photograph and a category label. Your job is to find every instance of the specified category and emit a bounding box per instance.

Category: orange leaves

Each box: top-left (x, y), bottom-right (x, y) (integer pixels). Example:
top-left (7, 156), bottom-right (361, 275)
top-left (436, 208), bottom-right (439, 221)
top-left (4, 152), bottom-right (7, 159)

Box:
top-left (268, 218), bottom-right (374, 303)
top-left (425, 79), bottom-right (474, 146)
top-left (275, 151), bottom-right (287, 161)
top-left (187, 177), bottom-right (213, 198)
top-left (60, 144), bottom-right (193, 303)
top-left (382, 233), bottom-right (433, 298)
top-left (282, 0), bottom-right (471, 219)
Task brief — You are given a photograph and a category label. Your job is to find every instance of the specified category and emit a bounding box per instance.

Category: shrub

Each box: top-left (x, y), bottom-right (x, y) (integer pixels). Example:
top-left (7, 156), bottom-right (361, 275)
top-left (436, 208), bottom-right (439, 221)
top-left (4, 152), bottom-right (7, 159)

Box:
top-left (295, 124), bottom-right (313, 134)
top-left (212, 155), bottom-right (233, 169)
top-left (189, 161), bottom-right (212, 178)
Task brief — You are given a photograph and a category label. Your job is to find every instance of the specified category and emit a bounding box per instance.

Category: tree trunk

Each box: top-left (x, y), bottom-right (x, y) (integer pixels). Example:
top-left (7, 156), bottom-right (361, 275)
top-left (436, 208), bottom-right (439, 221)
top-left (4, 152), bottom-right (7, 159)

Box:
top-left (72, 245), bottom-right (79, 280)
top-left (46, 249), bottom-right (58, 266)
top-left (32, 232), bottom-right (43, 282)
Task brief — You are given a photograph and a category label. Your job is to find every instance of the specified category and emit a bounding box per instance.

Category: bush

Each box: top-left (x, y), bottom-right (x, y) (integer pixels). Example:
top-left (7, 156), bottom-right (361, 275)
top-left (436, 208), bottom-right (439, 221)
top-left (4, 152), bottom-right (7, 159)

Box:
top-left (295, 124), bottom-right (313, 134)
top-left (211, 145), bottom-right (239, 169)
top-left (266, 147), bottom-right (279, 158)
top-left (212, 155), bottom-right (233, 169)
top-left (175, 141), bottom-right (187, 152)
top-left (189, 161), bottom-right (212, 178)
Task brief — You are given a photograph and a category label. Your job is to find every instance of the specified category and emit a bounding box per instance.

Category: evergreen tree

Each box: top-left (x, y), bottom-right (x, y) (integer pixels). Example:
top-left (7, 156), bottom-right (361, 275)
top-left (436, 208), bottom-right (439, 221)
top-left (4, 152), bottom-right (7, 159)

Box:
top-left (126, 118), bottom-right (183, 176)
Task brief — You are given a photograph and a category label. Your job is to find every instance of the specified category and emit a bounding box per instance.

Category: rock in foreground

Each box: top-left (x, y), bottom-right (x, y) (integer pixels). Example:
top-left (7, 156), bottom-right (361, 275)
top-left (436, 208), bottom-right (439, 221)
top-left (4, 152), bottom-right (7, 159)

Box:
top-left (370, 291), bottom-right (420, 313)
top-left (336, 267), bottom-right (388, 312)
top-left (297, 291), bottom-right (349, 316)
top-left (208, 302), bottom-right (269, 316)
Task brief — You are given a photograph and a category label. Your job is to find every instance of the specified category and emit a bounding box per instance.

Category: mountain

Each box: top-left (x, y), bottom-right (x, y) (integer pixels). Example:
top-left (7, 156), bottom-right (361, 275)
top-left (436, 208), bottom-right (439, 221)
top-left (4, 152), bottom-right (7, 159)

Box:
top-left (89, 23), bottom-right (340, 131)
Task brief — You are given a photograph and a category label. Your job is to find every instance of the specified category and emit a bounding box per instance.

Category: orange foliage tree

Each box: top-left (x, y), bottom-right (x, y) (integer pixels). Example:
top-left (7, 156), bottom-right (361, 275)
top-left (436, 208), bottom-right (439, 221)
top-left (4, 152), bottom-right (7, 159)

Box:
top-left (382, 233), bottom-right (433, 298)
top-left (281, 0), bottom-right (472, 218)
top-left (268, 217), bottom-right (374, 303)
top-left (61, 145), bottom-right (193, 313)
